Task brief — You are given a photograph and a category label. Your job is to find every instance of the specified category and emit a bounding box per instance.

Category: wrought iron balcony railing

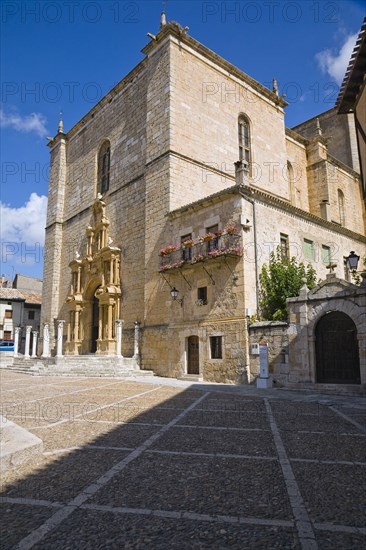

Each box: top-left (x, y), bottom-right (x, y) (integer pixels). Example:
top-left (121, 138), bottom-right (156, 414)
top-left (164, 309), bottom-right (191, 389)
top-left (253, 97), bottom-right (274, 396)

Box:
top-left (159, 233), bottom-right (242, 272)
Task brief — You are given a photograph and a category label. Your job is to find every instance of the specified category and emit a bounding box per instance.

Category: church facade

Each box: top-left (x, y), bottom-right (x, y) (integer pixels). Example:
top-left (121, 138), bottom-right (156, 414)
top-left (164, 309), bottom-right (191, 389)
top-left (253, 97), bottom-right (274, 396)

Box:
top-left (41, 18), bottom-right (366, 384)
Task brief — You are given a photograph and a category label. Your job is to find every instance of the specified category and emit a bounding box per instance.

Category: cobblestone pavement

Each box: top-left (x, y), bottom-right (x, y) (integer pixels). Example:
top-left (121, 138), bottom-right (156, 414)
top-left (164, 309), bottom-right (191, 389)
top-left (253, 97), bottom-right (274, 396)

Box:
top-left (1, 371), bottom-right (365, 549)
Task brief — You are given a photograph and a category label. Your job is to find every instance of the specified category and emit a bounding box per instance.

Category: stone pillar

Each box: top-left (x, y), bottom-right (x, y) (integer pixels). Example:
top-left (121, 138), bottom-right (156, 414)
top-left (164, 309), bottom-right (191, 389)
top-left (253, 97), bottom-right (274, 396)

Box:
top-left (75, 310), bottom-right (80, 341)
top-left (31, 331), bottom-right (38, 358)
top-left (42, 323), bottom-right (50, 358)
top-left (77, 267), bottom-right (81, 293)
top-left (14, 327), bottom-right (21, 357)
top-left (108, 304), bottom-right (113, 339)
top-left (133, 321), bottom-right (140, 361)
top-left (56, 320), bottom-right (65, 357)
top-left (24, 325), bottom-right (32, 358)
top-left (115, 320), bottom-right (123, 357)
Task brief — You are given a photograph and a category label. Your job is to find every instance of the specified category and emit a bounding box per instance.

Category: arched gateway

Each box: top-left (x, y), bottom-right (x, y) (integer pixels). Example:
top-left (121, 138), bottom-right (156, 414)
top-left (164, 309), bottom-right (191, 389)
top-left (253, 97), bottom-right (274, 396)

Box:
top-left (65, 197), bottom-right (121, 355)
top-left (315, 311), bottom-right (360, 384)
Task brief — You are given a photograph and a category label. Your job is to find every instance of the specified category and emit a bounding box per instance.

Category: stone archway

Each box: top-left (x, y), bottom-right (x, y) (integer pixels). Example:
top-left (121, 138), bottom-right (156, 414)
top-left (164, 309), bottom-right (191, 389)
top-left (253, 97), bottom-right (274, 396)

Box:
top-left (315, 311), bottom-right (360, 384)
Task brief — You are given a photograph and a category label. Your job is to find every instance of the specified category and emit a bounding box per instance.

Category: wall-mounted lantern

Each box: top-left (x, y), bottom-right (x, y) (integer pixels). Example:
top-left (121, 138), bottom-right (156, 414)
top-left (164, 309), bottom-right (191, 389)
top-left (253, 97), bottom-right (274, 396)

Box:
top-left (347, 251), bottom-right (360, 271)
top-left (170, 287), bottom-right (183, 306)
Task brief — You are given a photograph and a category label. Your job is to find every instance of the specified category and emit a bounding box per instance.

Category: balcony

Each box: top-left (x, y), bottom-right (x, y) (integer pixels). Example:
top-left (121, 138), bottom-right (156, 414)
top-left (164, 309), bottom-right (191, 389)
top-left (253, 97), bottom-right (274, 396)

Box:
top-left (159, 230), bottom-right (242, 272)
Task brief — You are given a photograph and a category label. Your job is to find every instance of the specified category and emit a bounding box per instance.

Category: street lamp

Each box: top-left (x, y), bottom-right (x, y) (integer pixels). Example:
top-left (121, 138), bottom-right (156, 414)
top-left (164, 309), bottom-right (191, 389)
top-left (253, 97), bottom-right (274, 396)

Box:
top-left (347, 251), bottom-right (360, 271)
top-left (170, 287), bottom-right (183, 306)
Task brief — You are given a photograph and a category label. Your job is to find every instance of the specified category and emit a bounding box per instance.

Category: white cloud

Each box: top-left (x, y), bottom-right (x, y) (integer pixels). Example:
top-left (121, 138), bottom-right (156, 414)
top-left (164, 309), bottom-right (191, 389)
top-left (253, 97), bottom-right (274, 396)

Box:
top-left (315, 33), bottom-right (358, 84)
top-left (0, 193), bottom-right (48, 245)
top-left (0, 108), bottom-right (48, 138)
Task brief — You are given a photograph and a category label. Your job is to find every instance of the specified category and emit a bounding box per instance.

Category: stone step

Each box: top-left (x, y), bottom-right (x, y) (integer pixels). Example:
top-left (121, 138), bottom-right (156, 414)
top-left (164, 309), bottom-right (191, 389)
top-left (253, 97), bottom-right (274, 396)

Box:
top-left (179, 374), bottom-right (204, 382)
top-left (0, 360), bottom-right (154, 378)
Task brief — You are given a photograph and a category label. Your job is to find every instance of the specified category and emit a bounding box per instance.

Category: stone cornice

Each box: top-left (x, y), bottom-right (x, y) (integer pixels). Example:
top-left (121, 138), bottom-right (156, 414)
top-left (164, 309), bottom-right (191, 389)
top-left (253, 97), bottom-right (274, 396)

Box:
top-left (326, 153), bottom-right (361, 179)
top-left (142, 22), bottom-right (287, 109)
top-left (285, 128), bottom-right (309, 147)
top-left (167, 184), bottom-right (241, 219)
top-left (47, 58), bottom-right (148, 143)
top-left (240, 186), bottom-right (366, 243)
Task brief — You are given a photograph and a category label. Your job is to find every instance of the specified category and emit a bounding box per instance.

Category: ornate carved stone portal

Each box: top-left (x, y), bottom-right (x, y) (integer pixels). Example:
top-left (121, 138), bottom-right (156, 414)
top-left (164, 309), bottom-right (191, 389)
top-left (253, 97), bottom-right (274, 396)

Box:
top-left (66, 198), bottom-right (121, 355)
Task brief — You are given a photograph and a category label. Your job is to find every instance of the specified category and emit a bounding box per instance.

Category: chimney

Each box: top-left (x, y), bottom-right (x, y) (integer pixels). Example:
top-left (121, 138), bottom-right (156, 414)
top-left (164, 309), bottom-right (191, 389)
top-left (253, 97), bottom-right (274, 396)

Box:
top-left (235, 161), bottom-right (250, 186)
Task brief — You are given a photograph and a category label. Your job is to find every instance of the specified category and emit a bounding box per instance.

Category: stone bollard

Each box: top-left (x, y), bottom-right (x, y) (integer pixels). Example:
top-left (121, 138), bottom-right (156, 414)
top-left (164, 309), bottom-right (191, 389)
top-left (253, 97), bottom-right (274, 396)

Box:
top-left (56, 320), bottom-right (65, 358)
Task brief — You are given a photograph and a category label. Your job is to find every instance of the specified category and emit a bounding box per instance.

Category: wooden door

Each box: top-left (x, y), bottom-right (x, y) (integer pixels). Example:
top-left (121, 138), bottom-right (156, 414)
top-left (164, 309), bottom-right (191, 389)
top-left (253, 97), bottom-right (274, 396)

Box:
top-left (315, 311), bottom-right (360, 384)
top-left (187, 336), bottom-right (199, 374)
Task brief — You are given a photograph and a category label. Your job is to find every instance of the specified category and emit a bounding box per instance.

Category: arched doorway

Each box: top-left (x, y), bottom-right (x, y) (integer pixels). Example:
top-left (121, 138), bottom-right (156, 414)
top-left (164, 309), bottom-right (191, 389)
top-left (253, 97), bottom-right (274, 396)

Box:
top-left (315, 311), bottom-right (360, 384)
top-left (187, 336), bottom-right (199, 374)
top-left (91, 293), bottom-right (99, 353)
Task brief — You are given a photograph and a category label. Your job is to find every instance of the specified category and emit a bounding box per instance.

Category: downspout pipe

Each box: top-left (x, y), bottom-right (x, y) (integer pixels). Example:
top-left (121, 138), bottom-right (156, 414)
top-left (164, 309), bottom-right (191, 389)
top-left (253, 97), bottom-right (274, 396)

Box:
top-left (240, 189), bottom-right (260, 316)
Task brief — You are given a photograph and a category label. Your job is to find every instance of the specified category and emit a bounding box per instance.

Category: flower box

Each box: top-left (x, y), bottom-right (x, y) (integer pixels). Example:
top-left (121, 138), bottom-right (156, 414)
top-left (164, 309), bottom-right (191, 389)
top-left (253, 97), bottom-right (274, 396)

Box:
top-left (181, 239), bottom-right (195, 248)
top-left (226, 225), bottom-right (240, 235)
top-left (160, 244), bottom-right (177, 256)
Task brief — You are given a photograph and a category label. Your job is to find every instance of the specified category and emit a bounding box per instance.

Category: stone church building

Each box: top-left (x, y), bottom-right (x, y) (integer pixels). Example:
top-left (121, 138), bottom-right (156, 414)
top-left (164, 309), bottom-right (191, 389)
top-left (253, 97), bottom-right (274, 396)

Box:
top-left (41, 16), bottom-right (366, 385)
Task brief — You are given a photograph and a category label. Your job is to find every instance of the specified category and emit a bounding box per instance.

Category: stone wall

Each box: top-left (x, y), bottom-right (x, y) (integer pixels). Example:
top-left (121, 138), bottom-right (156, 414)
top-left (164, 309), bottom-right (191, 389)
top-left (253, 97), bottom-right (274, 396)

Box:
top-left (248, 321), bottom-right (289, 384)
top-left (248, 275), bottom-right (366, 391)
top-left (293, 108), bottom-right (360, 172)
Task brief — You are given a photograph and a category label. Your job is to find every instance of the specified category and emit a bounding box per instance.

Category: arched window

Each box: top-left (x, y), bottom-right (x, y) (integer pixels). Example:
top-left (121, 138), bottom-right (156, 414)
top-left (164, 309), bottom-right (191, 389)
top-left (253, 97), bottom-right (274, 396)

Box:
top-left (238, 115), bottom-right (251, 173)
top-left (98, 141), bottom-right (110, 195)
top-left (287, 161), bottom-right (296, 205)
top-left (338, 189), bottom-right (345, 226)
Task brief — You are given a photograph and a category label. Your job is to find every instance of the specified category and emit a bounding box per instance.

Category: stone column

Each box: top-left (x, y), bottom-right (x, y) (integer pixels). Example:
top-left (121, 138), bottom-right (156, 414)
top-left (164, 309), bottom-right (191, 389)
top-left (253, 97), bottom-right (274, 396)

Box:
top-left (75, 310), bottom-right (80, 341)
top-left (24, 326), bottom-right (32, 358)
top-left (31, 331), bottom-right (38, 357)
top-left (56, 320), bottom-right (65, 357)
top-left (133, 321), bottom-right (140, 360)
top-left (42, 323), bottom-right (50, 358)
top-left (14, 327), bottom-right (21, 357)
top-left (115, 320), bottom-right (123, 357)
top-left (108, 304), bottom-right (113, 339)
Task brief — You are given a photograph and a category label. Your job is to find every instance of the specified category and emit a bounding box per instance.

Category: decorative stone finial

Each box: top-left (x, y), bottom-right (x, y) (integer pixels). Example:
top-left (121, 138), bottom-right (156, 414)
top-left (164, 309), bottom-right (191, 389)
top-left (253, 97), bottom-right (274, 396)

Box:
top-left (316, 117), bottom-right (322, 136)
top-left (160, 11), bottom-right (166, 28)
top-left (272, 78), bottom-right (279, 96)
top-left (58, 111), bottom-right (64, 133)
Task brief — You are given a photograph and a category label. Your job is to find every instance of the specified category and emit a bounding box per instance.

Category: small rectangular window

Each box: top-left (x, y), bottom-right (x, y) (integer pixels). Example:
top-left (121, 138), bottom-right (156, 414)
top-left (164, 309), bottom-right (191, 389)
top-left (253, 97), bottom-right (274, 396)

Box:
top-left (181, 234), bottom-right (192, 261)
top-left (321, 245), bottom-right (331, 265)
top-left (4, 310), bottom-right (12, 319)
top-left (3, 331), bottom-right (12, 340)
top-left (303, 239), bottom-right (315, 261)
top-left (280, 233), bottom-right (289, 259)
top-left (210, 336), bottom-right (223, 359)
top-left (28, 311), bottom-right (35, 320)
top-left (197, 287), bottom-right (207, 305)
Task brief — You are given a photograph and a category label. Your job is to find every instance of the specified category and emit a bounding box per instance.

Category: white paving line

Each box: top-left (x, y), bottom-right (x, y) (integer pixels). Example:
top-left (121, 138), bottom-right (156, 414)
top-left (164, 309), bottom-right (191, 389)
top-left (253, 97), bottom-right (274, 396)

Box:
top-left (264, 399), bottom-right (318, 550)
top-left (4, 496), bottom-right (365, 536)
top-left (73, 418), bottom-right (165, 427)
top-left (290, 458), bottom-right (366, 466)
top-left (330, 406), bottom-right (366, 434)
top-left (0, 497), bottom-right (63, 508)
top-left (80, 502), bottom-right (294, 528)
top-left (146, 449), bottom-right (277, 461)
top-left (14, 391), bottom-right (210, 550)
top-left (43, 445), bottom-right (133, 456)
top-left (313, 522), bottom-right (366, 535)
top-left (0, 378), bottom-right (97, 393)
top-left (1, 379), bottom-right (128, 404)
top-left (24, 386), bottom-right (164, 429)
top-left (176, 424), bottom-right (268, 432)
top-left (39, 446), bottom-right (366, 466)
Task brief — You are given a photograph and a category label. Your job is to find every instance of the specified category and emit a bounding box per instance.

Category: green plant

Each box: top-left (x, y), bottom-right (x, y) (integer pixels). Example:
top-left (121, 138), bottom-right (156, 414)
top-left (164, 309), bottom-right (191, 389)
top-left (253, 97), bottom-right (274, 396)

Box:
top-left (259, 247), bottom-right (317, 321)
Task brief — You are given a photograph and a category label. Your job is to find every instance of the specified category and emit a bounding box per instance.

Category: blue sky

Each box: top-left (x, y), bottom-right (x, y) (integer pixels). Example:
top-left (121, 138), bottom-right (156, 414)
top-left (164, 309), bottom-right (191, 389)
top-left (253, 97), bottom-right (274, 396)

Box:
top-left (1, 0), bottom-right (365, 279)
